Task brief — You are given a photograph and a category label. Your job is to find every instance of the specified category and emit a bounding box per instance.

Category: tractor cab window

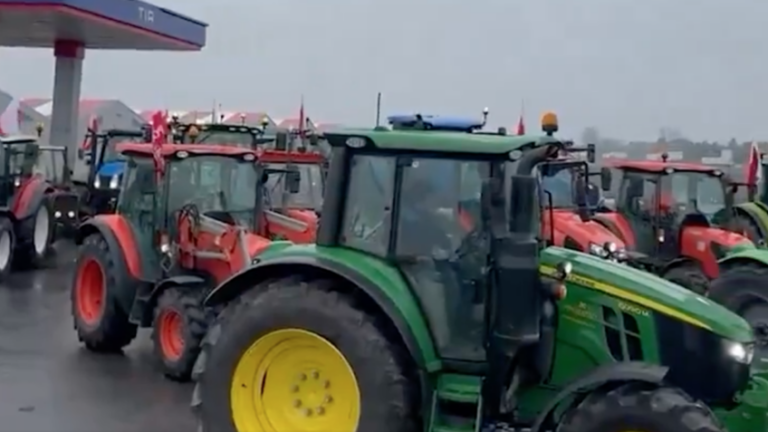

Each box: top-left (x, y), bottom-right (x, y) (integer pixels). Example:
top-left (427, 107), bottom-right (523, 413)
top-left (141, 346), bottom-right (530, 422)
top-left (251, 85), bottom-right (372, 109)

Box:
top-left (36, 148), bottom-right (67, 184)
top-left (101, 135), bottom-right (144, 163)
top-left (117, 157), bottom-right (157, 232)
top-left (539, 164), bottom-right (577, 208)
top-left (669, 171), bottom-right (726, 221)
top-left (264, 163), bottom-right (324, 211)
top-left (396, 157), bottom-right (490, 362)
top-left (4, 141), bottom-right (39, 177)
top-left (618, 171), bottom-right (658, 217)
top-left (340, 155), bottom-right (394, 257)
top-left (166, 155), bottom-right (259, 228)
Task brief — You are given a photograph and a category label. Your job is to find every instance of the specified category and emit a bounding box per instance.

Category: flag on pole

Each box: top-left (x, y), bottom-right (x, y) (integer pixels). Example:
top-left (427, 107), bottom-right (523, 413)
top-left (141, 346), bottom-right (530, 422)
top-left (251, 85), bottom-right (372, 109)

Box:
top-left (298, 95), bottom-right (305, 137)
top-left (81, 115), bottom-right (99, 150)
top-left (516, 115), bottom-right (525, 135)
top-left (151, 110), bottom-right (167, 181)
top-left (0, 98), bottom-right (21, 136)
top-left (745, 141), bottom-right (761, 185)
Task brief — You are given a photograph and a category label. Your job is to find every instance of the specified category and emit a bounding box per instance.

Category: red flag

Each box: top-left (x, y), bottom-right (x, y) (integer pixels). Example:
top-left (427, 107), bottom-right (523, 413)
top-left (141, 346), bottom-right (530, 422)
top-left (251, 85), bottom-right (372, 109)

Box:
top-left (745, 141), bottom-right (761, 185)
top-left (81, 115), bottom-right (99, 150)
top-left (298, 96), bottom-right (305, 136)
top-left (516, 115), bottom-right (525, 135)
top-left (151, 111), bottom-right (167, 180)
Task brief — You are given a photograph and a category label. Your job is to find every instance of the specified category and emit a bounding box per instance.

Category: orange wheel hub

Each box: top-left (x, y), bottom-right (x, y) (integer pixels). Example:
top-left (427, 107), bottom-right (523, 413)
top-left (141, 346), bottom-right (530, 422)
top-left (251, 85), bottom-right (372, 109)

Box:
top-left (75, 258), bottom-right (105, 325)
top-left (158, 309), bottom-right (185, 361)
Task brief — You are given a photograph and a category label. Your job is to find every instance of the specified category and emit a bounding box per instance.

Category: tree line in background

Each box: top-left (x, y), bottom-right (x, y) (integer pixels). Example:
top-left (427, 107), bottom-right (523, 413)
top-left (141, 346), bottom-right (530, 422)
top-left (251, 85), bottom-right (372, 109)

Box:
top-left (581, 126), bottom-right (762, 164)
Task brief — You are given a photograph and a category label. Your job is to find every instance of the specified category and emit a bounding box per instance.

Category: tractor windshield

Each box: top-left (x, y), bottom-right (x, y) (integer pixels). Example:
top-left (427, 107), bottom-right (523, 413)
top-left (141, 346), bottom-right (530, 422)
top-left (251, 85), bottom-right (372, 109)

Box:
top-left (669, 171), bottom-right (726, 218)
top-left (102, 135), bottom-right (145, 162)
top-left (3, 141), bottom-right (38, 177)
top-left (167, 155), bottom-right (260, 228)
top-left (263, 163), bottom-right (324, 210)
top-left (539, 164), bottom-right (577, 208)
top-left (35, 147), bottom-right (67, 184)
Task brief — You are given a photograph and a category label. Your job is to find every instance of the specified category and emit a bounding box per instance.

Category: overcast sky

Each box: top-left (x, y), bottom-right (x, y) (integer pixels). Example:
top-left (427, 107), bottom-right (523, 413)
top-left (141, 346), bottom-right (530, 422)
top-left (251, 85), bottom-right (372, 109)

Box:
top-left (1, 0), bottom-right (767, 141)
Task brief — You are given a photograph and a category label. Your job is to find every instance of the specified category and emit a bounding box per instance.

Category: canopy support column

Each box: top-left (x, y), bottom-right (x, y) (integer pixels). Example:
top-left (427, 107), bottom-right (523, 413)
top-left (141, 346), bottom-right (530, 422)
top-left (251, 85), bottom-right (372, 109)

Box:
top-left (47, 40), bottom-right (84, 167)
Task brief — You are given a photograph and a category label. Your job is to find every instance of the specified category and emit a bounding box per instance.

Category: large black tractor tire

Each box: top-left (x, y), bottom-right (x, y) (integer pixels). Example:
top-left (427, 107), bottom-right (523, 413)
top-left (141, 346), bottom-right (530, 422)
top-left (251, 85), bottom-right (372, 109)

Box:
top-left (709, 265), bottom-right (768, 356)
top-left (0, 217), bottom-right (16, 282)
top-left (662, 264), bottom-right (709, 296)
top-left (70, 233), bottom-right (138, 352)
top-left (151, 287), bottom-right (211, 382)
top-left (15, 199), bottom-right (55, 269)
top-left (730, 213), bottom-right (764, 245)
top-left (557, 382), bottom-right (723, 432)
top-left (191, 277), bottom-right (420, 432)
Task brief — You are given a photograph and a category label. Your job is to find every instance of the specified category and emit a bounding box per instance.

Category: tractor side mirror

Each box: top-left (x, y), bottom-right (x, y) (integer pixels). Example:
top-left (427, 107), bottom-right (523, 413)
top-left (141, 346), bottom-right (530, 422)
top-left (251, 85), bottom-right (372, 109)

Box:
top-left (77, 148), bottom-right (85, 159)
top-left (275, 132), bottom-right (288, 150)
top-left (286, 170), bottom-right (301, 193)
top-left (586, 144), bottom-right (596, 163)
top-left (509, 175), bottom-right (538, 234)
top-left (574, 175), bottom-right (590, 222)
top-left (599, 167), bottom-right (612, 191)
top-left (308, 133), bottom-right (319, 147)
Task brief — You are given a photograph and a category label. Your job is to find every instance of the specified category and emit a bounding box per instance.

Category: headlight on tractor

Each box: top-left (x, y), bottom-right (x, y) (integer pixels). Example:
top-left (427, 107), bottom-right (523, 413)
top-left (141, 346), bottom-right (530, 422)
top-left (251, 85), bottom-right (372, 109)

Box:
top-left (93, 177), bottom-right (101, 188)
top-left (724, 340), bottom-right (754, 364)
top-left (109, 175), bottom-right (120, 189)
top-left (588, 243), bottom-right (607, 257)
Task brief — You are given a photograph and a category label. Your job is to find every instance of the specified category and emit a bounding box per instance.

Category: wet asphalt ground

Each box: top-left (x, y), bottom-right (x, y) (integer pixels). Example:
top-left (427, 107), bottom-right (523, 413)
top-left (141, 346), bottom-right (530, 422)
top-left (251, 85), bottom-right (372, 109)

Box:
top-left (0, 243), bottom-right (194, 432)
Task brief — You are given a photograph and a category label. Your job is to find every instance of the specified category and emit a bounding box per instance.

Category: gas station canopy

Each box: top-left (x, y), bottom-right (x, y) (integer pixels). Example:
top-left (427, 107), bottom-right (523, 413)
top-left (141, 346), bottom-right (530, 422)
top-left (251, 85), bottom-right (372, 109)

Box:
top-left (0, 0), bottom-right (206, 50)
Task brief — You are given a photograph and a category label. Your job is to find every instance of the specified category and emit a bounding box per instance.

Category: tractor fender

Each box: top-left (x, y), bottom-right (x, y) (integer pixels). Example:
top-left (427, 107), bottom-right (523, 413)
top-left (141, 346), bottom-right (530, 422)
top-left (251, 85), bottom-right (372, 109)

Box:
top-left (11, 177), bottom-right (51, 220)
top-left (735, 202), bottom-right (768, 239)
top-left (529, 362), bottom-right (668, 432)
top-left (75, 215), bottom-right (143, 280)
top-left (719, 247), bottom-right (768, 272)
top-left (75, 217), bottom-right (138, 314)
top-left (148, 275), bottom-right (207, 309)
top-left (205, 255), bottom-right (436, 372)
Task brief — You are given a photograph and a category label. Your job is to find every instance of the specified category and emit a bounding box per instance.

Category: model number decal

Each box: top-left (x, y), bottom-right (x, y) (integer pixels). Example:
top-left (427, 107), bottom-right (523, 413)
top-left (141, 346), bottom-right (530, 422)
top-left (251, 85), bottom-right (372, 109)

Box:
top-left (618, 301), bottom-right (649, 316)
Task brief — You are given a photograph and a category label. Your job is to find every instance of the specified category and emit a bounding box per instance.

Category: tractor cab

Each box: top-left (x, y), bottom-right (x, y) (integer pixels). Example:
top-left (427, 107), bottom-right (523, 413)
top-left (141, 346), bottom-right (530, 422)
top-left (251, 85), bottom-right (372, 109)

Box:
top-left (168, 119), bottom-right (270, 148)
top-left (0, 135), bottom-right (39, 196)
top-left (77, 128), bottom-right (145, 215)
top-left (115, 143), bottom-right (268, 281)
top-left (599, 156), bottom-right (750, 281)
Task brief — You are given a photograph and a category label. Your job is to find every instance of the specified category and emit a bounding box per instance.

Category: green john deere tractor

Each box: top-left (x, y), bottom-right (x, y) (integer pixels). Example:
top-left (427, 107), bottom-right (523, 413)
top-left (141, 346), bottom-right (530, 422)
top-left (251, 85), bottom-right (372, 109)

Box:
top-left (191, 128), bottom-right (768, 432)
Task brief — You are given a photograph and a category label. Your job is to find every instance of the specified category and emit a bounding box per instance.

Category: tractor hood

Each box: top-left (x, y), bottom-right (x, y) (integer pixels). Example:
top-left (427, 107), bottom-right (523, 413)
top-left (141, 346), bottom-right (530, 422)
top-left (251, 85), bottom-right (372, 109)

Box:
top-left (541, 246), bottom-right (753, 343)
top-left (551, 210), bottom-right (626, 248)
top-left (97, 161), bottom-right (125, 177)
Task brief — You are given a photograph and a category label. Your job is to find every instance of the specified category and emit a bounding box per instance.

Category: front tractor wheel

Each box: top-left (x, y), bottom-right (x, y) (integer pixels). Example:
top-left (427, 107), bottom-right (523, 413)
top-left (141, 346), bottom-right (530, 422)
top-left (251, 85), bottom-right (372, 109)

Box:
top-left (557, 383), bottom-right (723, 432)
top-left (17, 201), bottom-right (55, 269)
top-left (70, 234), bottom-right (137, 352)
top-left (192, 277), bottom-right (420, 432)
top-left (151, 287), bottom-right (210, 382)
top-left (0, 217), bottom-right (16, 281)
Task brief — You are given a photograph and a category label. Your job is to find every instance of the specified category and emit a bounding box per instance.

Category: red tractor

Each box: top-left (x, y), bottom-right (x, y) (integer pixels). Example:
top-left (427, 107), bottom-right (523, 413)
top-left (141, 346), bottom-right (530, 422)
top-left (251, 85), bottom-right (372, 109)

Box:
top-left (594, 155), bottom-right (749, 291)
top-left (0, 135), bottom-right (79, 277)
top-left (257, 147), bottom-right (324, 243)
top-left (70, 143), bottom-right (274, 381)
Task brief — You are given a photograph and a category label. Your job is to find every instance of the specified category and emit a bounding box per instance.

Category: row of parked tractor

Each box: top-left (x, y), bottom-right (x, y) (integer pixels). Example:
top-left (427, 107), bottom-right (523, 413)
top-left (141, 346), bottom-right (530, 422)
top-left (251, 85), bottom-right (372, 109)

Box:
top-left (7, 108), bottom-right (768, 431)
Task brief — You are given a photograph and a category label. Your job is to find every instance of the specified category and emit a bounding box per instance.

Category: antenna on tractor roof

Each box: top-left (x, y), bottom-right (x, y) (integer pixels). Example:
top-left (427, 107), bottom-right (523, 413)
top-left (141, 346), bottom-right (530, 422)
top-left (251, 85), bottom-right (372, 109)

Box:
top-left (375, 92), bottom-right (382, 127)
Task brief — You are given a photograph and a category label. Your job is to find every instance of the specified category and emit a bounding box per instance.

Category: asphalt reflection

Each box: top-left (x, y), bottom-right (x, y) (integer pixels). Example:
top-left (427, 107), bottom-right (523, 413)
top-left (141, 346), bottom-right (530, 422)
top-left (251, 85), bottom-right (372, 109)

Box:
top-left (0, 244), bottom-right (193, 432)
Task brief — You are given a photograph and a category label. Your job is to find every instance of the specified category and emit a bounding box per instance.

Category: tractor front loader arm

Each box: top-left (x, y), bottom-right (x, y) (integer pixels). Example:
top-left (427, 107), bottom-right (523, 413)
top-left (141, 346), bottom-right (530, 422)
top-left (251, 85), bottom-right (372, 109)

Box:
top-left (177, 212), bottom-right (259, 276)
top-left (262, 209), bottom-right (314, 243)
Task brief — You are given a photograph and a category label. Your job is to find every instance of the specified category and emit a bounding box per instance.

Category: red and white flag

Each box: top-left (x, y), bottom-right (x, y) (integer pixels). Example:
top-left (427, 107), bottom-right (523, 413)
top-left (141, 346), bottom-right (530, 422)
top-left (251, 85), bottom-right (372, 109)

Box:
top-left (81, 115), bottom-right (99, 150)
top-left (515, 114), bottom-right (525, 135)
top-left (151, 110), bottom-right (167, 180)
top-left (745, 141), bottom-right (761, 185)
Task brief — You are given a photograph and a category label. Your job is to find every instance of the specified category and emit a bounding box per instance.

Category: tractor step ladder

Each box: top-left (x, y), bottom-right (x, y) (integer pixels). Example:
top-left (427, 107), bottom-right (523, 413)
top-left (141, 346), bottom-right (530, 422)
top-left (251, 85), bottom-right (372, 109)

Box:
top-left (429, 374), bottom-right (484, 432)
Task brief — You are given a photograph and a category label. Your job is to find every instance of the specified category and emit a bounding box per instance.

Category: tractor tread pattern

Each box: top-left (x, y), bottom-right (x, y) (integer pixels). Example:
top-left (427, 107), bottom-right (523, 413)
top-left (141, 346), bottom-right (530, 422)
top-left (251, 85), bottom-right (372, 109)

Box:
top-left (151, 287), bottom-right (212, 382)
top-left (663, 264), bottom-right (709, 295)
top-left (71, 233), bottom-right (137, 352)
top-left (556, 382), bottom-right (722, 432)
top-left (191, 276), bottom-right (421, 432)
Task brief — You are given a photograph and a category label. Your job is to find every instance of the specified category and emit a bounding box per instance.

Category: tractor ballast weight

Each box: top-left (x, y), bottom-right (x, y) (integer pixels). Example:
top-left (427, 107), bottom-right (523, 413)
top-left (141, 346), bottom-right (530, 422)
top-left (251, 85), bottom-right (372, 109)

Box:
top-left (192, 126), bottom-right (768, 432)
top-left (69, 143), bottom-right (274, 382)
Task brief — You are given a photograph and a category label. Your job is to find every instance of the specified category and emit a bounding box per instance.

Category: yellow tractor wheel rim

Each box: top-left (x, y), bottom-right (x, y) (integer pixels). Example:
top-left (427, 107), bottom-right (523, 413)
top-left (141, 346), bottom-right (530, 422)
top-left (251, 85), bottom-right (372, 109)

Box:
top-left (230, 328), bottom-right (361, 432)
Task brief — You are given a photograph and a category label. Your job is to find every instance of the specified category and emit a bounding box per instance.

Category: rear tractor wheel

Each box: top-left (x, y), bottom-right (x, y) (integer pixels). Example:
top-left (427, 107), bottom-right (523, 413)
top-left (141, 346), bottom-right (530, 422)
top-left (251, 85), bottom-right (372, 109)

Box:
top-left (662, 263), bottom-right (709, 295)
top-left (151, 287), bottom-right (211, 382)
top-left (557, 382), bottom-right (723, 432)
top-left (0, 217), bottom-right (16, 281)
top-left (192, 277), bottom-right (421, 432)
top-left (70, 233), bottom-right (137, 352)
